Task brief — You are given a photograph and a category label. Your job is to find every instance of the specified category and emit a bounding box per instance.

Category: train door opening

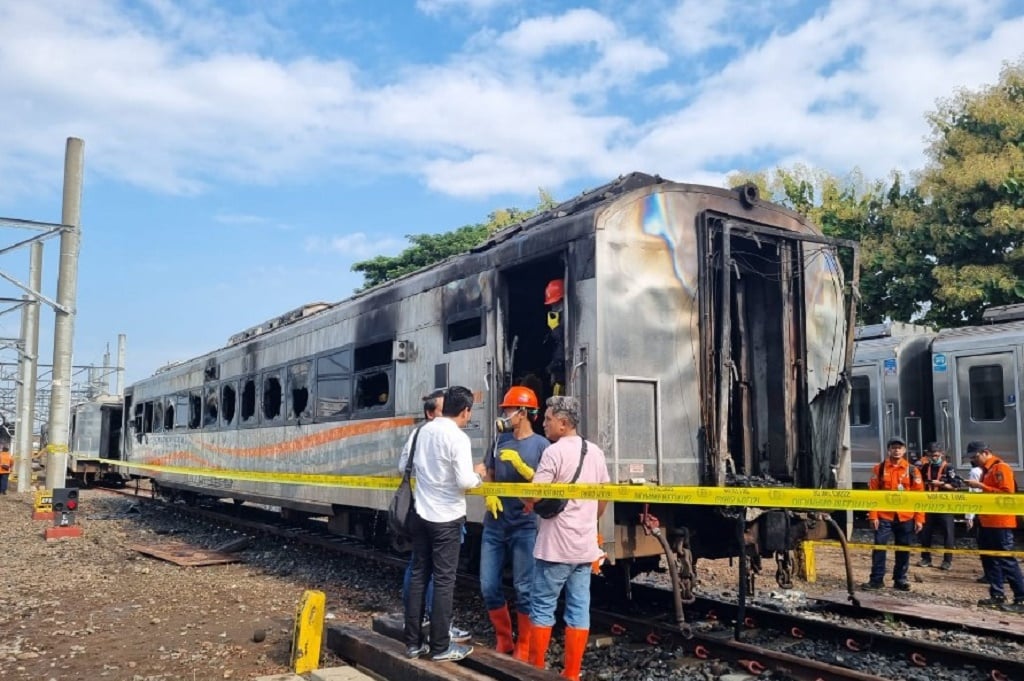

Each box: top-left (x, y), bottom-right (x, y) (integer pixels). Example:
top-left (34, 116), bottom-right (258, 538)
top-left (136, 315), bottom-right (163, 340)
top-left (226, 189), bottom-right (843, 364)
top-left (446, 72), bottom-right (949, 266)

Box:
top-left (100, 404), bottom-right (124, 460)
top-left (953, 351), bottom-right (1021, 471)
top-left (498, 257), bottom-right (567, 417)
top-left (700, 214), bottom-right (806, 485)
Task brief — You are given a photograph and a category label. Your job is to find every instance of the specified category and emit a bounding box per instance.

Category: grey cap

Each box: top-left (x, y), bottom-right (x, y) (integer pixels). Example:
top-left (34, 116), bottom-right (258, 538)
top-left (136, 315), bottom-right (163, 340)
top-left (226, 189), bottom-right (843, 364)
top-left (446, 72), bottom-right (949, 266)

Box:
top-left (887, 436), bottom-right (906, 447)
top-left (966, 441), bottom-right (989, 454)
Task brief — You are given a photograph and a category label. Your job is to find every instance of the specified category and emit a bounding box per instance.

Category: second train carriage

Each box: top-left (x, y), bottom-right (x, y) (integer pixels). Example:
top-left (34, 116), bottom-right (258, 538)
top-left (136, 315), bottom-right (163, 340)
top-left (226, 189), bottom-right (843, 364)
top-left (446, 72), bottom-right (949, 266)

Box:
top-left (851, 306), bottom-right (1024, 489)
top-left (121, 174), bottom-right (857, 581)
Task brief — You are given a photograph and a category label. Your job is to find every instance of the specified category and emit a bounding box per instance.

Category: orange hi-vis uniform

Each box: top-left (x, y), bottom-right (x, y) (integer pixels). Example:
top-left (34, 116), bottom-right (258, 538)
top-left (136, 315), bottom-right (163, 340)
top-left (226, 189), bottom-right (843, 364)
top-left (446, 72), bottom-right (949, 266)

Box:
top-left (0, 449), bottom-right (12, 474)
top-left (867, 457), bottom-right (924, 524)
top-left (977, 455), bottom-right (1018, 529)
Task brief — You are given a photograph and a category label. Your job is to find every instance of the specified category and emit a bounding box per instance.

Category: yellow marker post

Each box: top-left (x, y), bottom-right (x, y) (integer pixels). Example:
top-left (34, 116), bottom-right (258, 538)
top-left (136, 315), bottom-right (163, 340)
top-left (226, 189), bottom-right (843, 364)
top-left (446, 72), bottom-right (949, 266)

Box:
top-left (32, 489), bottom-right (54, 521)
top-left (291, 589), bottom-right (325, 674)
top-left (799, 541), bottom-right (817, 583)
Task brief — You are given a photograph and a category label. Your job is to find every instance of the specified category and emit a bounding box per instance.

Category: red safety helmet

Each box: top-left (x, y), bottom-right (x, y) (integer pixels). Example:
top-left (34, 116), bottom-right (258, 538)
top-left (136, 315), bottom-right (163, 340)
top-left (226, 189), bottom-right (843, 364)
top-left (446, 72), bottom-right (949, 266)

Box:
top-left (544, 279), bottom-right (564, 305)
top-left (500, 386), bottom-right (539, 410)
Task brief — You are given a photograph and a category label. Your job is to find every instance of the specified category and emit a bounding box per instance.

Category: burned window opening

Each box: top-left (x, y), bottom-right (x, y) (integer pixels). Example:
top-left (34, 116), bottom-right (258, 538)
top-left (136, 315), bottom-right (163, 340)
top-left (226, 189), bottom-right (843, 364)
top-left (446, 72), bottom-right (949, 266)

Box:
top-left (204, 388), bottom-right (219, 427)
top-left (263, 374), bottom-right (283, 421)
top-left (288, 362), bottom-right (311, 420)
top-left (241, 378), bottom-right (257, 424)
top-left (354, 341), bottom-right (391, 371)
top-left (355, 371), bottom-right (390, 410)
top-left (152, 399), bottom-right (164, 432)
top-left (143, 402), bottom-right (153, 433)
top-left (448, 316), bottom-right (481, 343)
top-left (221, 383), bottom-right (237, 425)
top-left (162, 400), bottom-right (174, 431)
top-left (188, 392), bottom-right (202, 429)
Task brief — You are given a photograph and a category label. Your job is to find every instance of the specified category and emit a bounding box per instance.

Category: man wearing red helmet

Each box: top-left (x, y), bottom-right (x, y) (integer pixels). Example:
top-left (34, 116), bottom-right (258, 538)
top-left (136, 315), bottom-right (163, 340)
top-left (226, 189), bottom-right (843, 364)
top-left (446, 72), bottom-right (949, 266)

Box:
top-left (480, 385), bottom-right (549, 660)
top-left (544, 279), bottom-right (566, 395)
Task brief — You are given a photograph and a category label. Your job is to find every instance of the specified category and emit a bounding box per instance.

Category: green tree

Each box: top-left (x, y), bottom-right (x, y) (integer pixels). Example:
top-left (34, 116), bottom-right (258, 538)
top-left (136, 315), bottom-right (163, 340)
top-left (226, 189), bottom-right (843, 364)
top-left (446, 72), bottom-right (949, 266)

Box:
top-left (918, 58), bottom-right (1024, 325)
top-left (351, 189), bottom-right (557, 290)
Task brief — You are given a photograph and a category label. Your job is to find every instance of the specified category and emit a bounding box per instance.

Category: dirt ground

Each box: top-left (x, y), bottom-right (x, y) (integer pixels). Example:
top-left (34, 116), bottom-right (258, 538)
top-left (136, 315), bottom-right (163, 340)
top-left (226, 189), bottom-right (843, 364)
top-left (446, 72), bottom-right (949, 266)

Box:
top-left (1, 488), bottom-right (1020, 681)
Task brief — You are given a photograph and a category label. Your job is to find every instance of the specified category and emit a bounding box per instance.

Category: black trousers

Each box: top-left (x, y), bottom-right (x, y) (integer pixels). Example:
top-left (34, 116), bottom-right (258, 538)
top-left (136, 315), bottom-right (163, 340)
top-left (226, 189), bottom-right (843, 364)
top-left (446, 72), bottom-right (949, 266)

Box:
top-left (403, 510), bottom-right (464, 654)
top-left (920, 513), bottom-right (955, 563)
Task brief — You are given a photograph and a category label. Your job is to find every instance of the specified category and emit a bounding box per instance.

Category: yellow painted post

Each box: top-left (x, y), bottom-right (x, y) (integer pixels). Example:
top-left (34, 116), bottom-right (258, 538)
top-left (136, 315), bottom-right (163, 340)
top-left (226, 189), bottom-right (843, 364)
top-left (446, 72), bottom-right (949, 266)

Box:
top-left (291, 589), bottom-right (325, 674)
top-left (800, 541), bottom-right (816, 583)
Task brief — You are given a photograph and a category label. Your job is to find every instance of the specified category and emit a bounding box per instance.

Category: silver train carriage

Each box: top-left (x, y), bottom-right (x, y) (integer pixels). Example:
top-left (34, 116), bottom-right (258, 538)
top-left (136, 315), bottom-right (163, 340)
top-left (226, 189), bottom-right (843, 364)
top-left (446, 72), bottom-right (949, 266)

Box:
top-left (851, 306), bottom-right (1024, 489)
top-left (67, 395), bottom-right (124, 485)
top-left (120, 174), bottom-right (857, 581)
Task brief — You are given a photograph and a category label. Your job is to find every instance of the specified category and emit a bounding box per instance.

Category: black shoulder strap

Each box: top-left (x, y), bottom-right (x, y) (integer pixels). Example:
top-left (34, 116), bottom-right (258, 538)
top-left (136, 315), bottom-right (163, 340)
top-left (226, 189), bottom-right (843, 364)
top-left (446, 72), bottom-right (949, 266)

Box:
top-left (403, 425), bottom-right (424, 480)
top-left (568, 438), bottom-right (588, 484)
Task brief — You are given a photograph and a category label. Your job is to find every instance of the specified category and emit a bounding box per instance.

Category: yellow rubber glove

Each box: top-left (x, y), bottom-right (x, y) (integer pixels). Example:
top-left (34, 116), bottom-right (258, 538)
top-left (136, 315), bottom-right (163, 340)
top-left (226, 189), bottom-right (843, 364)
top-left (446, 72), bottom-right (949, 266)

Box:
top-left (485, 495), bottom-right (503, 519)
top-left (499, 448), bottom-right (535, 481)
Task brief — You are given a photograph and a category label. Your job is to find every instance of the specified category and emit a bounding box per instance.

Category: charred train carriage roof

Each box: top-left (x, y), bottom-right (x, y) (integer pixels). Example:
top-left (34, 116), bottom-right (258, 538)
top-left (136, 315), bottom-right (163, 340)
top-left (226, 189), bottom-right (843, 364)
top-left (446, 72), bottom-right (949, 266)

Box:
top-left (135, 172), bottom-right (836, 385)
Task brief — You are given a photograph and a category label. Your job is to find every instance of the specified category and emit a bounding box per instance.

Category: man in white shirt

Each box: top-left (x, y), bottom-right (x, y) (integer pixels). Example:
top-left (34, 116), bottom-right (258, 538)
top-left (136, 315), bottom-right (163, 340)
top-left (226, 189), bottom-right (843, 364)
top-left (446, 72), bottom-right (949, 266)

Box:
top-left (400, 385), bottom-right (486, 662)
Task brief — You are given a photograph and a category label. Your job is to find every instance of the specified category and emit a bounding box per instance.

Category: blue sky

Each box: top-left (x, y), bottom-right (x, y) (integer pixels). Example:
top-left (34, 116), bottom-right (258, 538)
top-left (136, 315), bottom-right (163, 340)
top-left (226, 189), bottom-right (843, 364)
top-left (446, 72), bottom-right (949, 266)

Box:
top-left (0, 0), bottom-right (1022, 386)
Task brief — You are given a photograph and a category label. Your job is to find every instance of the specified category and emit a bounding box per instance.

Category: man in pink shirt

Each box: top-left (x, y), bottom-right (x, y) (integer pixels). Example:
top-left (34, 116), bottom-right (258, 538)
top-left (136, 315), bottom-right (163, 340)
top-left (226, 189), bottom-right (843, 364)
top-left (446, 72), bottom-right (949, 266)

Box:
top-left (526, 396), bottom-right (609, 681)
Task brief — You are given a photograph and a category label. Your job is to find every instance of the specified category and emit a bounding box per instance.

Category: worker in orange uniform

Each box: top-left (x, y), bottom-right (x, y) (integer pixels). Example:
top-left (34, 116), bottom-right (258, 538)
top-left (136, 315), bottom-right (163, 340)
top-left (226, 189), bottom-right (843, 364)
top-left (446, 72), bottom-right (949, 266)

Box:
top-left (479, 386), bottom-right (549, 660)
top-left (965, 441), bottom-right (1024, 609)
top-left (0, 445), bottom-right (13, 494)
top-left (543, 279), bottom-right (566, 395)
top-left (862, 437), bottom-right (924, 591)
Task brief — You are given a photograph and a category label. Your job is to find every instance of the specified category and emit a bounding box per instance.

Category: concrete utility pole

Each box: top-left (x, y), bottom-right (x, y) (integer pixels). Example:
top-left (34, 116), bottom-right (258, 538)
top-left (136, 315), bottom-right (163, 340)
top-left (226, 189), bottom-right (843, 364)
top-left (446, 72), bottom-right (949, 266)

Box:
top-left (45, 137), bottom-right (84, 491)
top-left (115, 334), bottom-right (126, 396)
top-left (15, 243), bottom-right (42, 493)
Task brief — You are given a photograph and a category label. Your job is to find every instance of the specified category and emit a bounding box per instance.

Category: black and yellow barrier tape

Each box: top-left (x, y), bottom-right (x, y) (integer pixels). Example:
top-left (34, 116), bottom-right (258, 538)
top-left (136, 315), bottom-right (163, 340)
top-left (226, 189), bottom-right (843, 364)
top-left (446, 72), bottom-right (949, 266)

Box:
top-left (82, 458), bottom-right (1024, 515)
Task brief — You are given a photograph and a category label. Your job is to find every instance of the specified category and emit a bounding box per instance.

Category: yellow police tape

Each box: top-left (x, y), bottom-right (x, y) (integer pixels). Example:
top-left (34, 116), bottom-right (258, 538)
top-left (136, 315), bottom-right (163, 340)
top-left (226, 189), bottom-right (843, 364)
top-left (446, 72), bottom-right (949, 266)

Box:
top-left (89, 458), bottom-right (1024, 515)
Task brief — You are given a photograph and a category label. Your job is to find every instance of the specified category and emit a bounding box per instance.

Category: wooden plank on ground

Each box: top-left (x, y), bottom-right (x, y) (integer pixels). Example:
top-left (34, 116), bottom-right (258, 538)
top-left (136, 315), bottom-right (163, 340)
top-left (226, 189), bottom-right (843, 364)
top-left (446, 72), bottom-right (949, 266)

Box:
top-left (815, 590), bottom-right (1024, 639)
top-left (128, 541), bottom-right (242, 567)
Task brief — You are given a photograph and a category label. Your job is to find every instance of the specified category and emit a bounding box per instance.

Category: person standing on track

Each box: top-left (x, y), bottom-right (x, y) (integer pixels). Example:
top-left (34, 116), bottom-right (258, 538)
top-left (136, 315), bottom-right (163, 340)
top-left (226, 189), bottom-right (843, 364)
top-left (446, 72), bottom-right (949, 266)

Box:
top-left (401, 386), bottom-right (486, 662)
top-left (480, 386), bottom-right (549, 660)
top-left (917, 442), bottom-right (958, 570)
top-left (862, 437), bottom-right (924, 592)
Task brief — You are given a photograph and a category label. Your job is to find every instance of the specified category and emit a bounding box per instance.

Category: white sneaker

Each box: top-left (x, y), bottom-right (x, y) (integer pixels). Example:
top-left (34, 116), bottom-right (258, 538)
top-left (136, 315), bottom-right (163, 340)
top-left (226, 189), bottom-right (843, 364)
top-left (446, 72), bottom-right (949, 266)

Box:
top-left (449, 624), bottom-right (471, 643)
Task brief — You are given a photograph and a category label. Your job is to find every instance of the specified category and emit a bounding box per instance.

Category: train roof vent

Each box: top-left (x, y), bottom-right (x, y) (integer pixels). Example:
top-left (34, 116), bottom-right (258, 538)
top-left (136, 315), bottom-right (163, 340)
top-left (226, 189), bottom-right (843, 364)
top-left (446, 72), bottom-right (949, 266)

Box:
top-left (855, 321), bottom-right (933, 340)
top-left (982, 303), bottom-right (1024, 324)
top-left (228, 302), bottom-right (332, 346)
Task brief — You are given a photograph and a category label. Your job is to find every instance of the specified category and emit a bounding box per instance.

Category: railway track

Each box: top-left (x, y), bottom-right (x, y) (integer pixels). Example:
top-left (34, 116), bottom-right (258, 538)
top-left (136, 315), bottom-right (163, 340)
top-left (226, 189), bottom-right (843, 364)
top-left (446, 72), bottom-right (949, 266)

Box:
top-left (104, 488), bottom-right (1024, 681)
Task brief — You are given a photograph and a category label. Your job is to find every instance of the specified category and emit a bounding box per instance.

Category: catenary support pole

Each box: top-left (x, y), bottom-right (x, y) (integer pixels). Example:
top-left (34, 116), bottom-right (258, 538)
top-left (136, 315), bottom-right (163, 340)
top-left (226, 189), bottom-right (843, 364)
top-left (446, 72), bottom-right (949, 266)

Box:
top-left (45, 137), bottom-right (83, 491)
top-left (115, 334), bottom-right (126, 396)
top-left (16, 243), bottom-right (42, 493)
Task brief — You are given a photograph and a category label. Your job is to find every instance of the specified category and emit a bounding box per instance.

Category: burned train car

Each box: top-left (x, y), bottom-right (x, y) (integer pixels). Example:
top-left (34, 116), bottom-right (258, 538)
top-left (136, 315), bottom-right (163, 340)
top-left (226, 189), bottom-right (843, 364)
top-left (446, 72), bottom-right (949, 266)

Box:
top-left (122, 174), bottom-right (857, 581)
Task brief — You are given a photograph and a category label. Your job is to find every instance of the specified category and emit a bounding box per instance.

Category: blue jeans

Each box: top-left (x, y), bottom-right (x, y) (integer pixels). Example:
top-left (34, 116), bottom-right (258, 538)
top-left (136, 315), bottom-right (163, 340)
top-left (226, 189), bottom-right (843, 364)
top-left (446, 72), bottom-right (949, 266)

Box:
top-left (869, 518), bottom-right (915, 584)
top-left (403, 557), bottom-right (434, 618)
top-left (530, 559), bottom-right (592, 629)
top-left (979, 527), bottom-right (1024, 601)
top-left (480, 521), bottom-right (537, 613)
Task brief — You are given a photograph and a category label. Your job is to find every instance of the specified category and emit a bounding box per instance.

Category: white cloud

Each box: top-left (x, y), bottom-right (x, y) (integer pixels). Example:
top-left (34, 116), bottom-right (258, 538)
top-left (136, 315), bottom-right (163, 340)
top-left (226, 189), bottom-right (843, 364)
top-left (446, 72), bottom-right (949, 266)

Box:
top-left (0, 0), bottom-right (1021, 204)
top-left (416, 0), bottom-right (513, 17)
top-left (305, 233), bottom-right (407, 260)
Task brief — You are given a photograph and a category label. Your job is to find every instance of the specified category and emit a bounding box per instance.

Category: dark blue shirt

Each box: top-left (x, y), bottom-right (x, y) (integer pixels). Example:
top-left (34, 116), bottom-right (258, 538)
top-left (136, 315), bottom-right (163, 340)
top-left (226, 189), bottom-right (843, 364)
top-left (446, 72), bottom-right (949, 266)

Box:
top-left (484, 432), bottom-right (549, 528)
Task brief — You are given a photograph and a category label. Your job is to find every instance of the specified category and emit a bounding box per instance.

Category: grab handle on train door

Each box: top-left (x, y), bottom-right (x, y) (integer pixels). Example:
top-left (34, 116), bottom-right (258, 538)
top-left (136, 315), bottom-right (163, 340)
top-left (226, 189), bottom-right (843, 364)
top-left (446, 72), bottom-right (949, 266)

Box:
top-left (940, 400), bottom-right (951, 447)
top-left (885, 402), bottom-right (895, 440)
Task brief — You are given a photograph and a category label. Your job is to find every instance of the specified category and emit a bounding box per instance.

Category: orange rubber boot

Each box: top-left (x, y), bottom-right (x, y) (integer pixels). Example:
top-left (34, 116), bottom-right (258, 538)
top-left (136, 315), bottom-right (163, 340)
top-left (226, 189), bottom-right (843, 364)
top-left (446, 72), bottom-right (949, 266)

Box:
top-left (487, 606), bottom-right (515, 654)
top-left (513, 611), bottom-right (532, 661)
top-left (529, 622), bottom-right (553, 669)
top-left (561, 626), bottom-right (589, 681)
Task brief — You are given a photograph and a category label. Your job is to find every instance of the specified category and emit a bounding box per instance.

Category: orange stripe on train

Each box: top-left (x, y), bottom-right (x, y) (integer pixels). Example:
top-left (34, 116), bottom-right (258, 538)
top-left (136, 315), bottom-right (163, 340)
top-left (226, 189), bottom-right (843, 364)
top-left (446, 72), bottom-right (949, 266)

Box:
top-left (145, 416), bottom-right (415, 463)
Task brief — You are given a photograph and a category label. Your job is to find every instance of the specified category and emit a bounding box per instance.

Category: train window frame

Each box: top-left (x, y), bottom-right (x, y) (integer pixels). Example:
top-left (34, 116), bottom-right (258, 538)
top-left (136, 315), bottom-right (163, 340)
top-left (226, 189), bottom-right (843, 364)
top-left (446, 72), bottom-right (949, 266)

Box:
top-left (353, 339), bottom-right (395, 417)
top-left (142, 401), bottom-right (153, 434)
top-left (203, 385), bottom-right (220, 429)
top-left (261, 367), bottom-right (285, 424)
top-left (287, 360), bottom-right (313, 423)
top-left (849, 375), bottom-right (872, 427)
top-left (220, 380), bottom-right (238, 428)
top-left (174, 394), bottom-right (190, 429)
top-left (315, 347), bottom-right (353, 422)
top-left (444, 309), bottom-right (486, 353)
top-left (239, 376), bottom-right (259, 428)
top-left (968, 364), bottom-right (1006, 422)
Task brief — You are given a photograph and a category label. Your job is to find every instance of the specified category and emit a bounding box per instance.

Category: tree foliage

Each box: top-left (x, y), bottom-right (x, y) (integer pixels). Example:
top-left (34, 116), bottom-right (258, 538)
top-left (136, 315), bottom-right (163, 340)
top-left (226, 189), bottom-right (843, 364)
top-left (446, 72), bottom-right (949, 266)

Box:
top-left (918, 59), bottom-right (1024, 325)
top-left (351, 189), bottom-right (557, 290)
top-left (728, 59), bottom-right (1024, 328)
